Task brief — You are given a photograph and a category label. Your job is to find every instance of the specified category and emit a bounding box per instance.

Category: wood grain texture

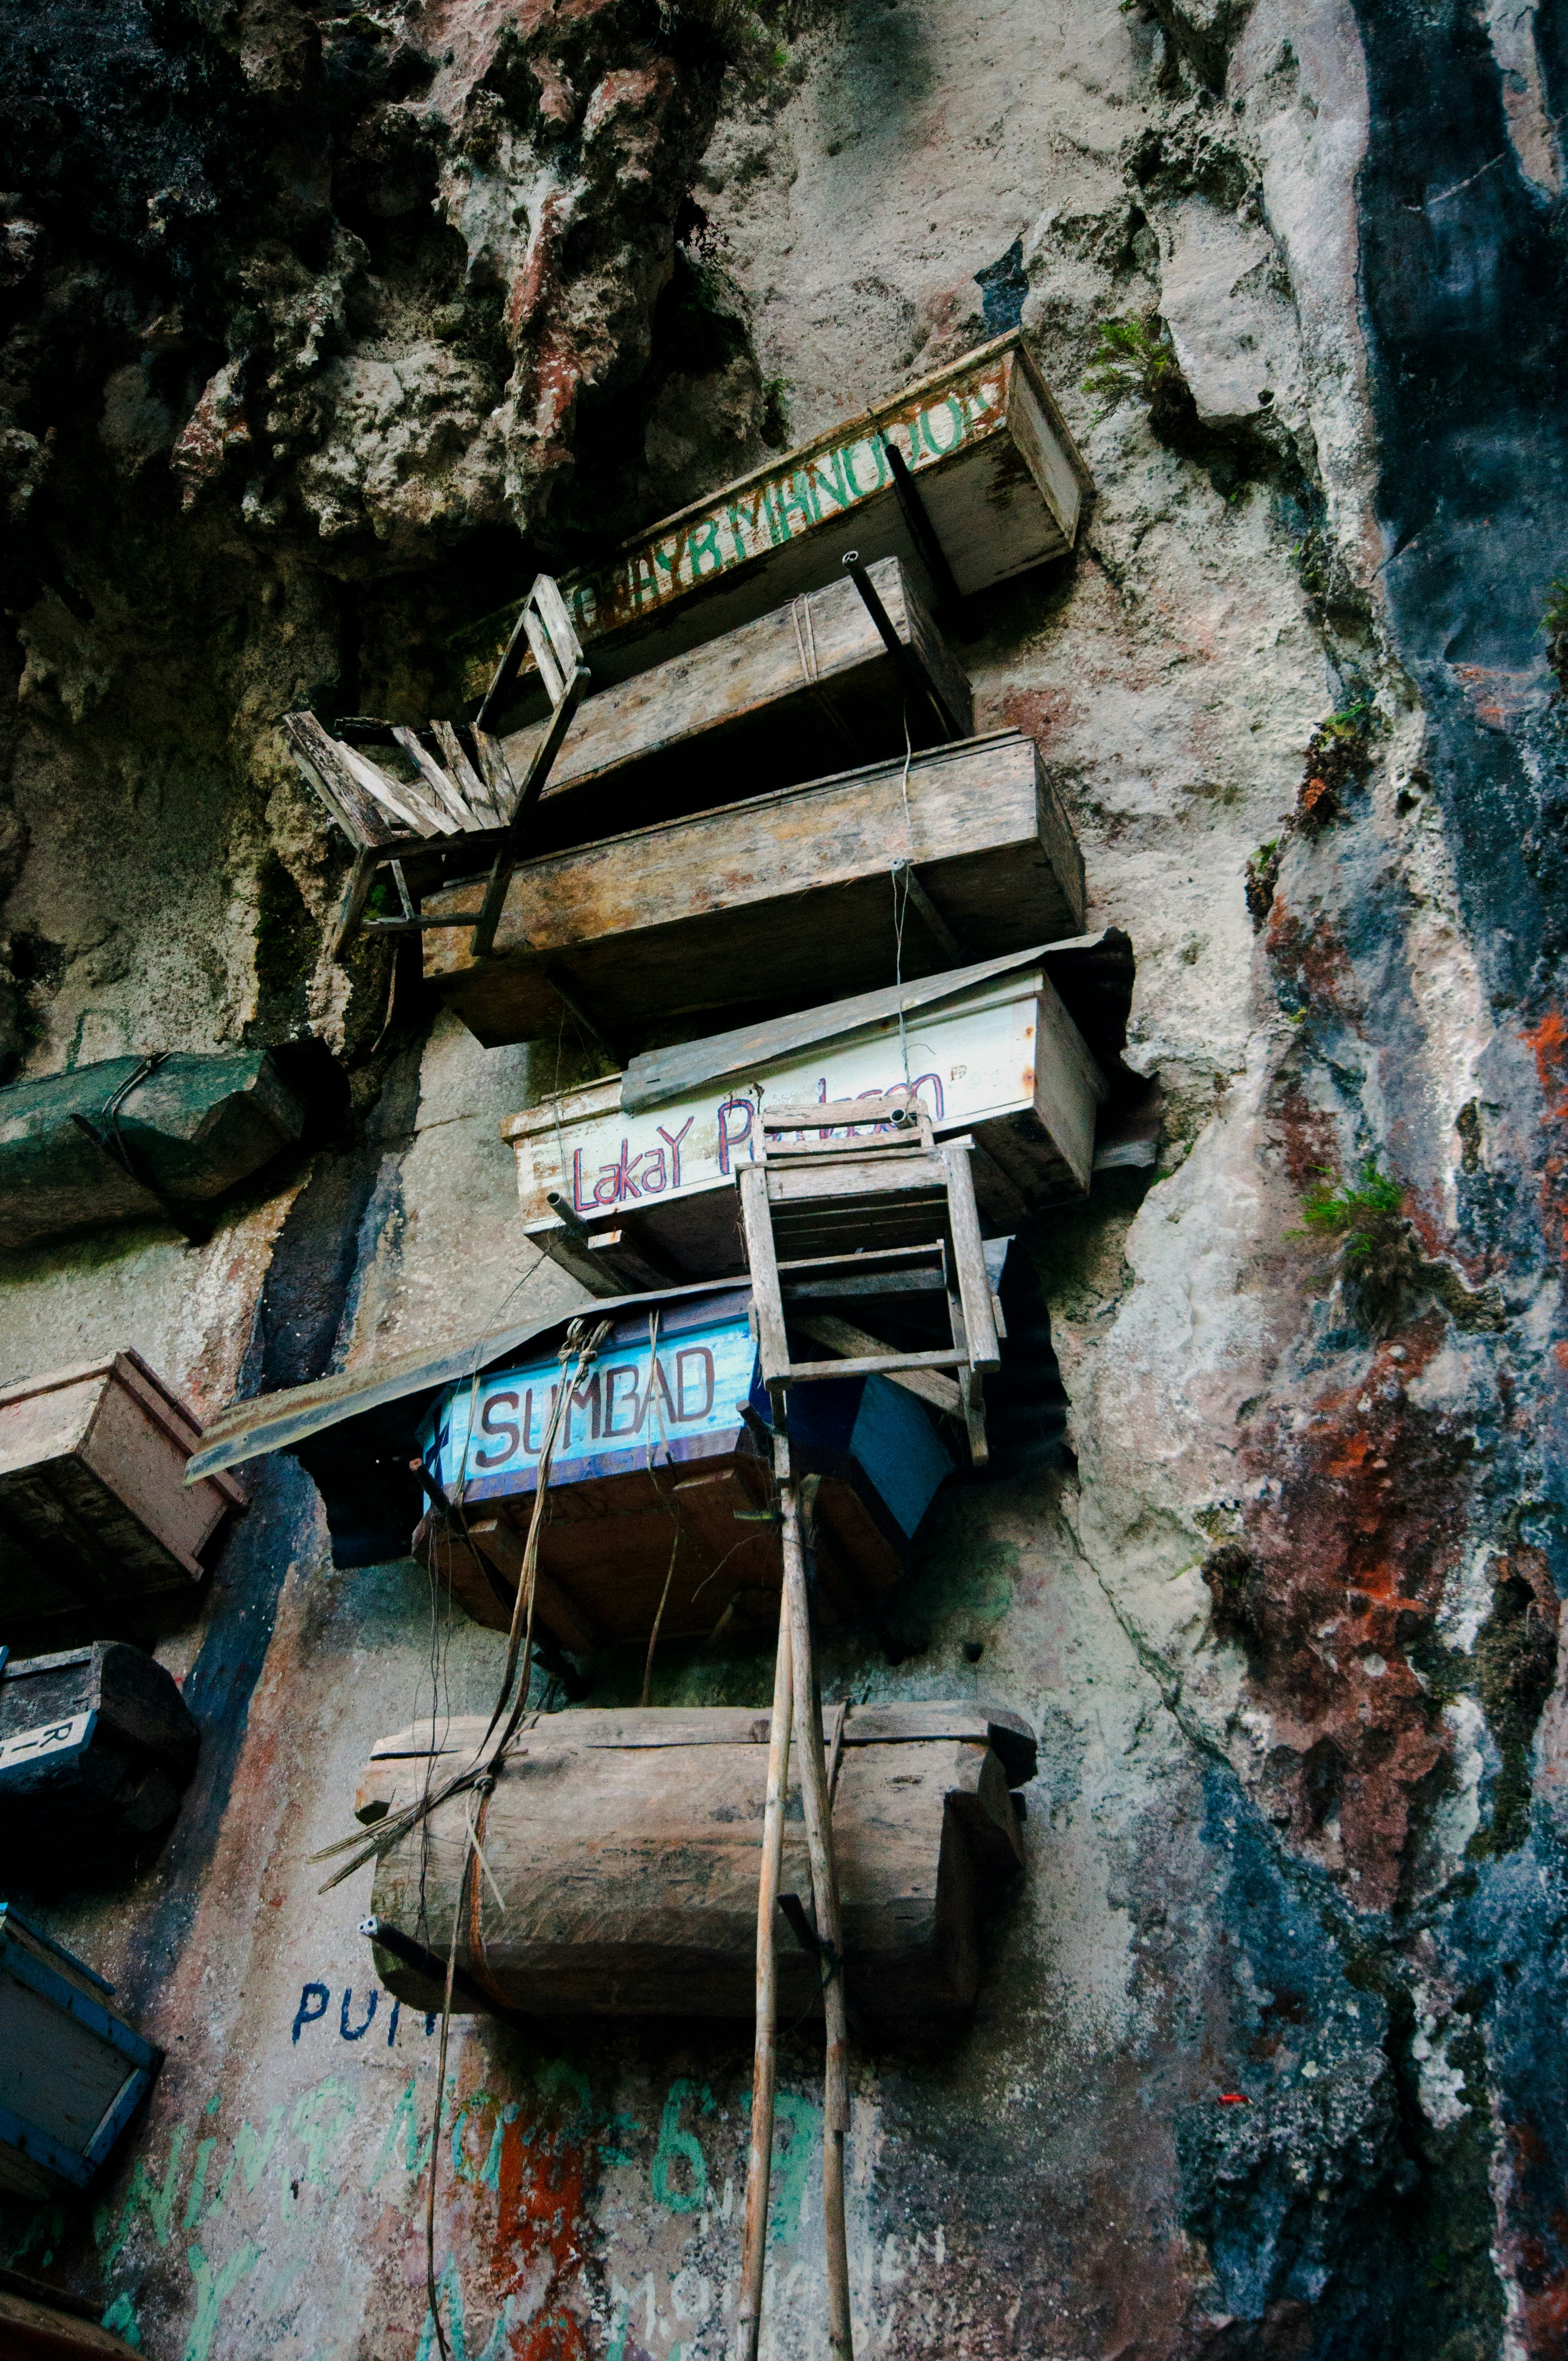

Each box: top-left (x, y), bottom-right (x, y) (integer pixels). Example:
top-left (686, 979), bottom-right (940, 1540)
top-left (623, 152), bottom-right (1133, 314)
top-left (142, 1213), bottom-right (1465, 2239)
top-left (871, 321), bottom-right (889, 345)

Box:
top-left (425, 731), bottom-right (1085, 1051)
top-left (365, 1726), bottom-right (1025, 2016)
top-left (492, 558), bottom-right (971, 850)
top-left (409, 1448), bottom-right (904, 1648)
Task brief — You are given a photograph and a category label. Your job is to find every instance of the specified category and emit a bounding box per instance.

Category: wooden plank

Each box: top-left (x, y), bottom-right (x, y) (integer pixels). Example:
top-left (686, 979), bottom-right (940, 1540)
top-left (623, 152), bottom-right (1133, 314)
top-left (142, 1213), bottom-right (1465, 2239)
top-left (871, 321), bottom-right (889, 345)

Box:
top-left (425, 732), bottom-right (1085, 1051)
top-left (364, 1727), bottom-right (1024, 2015)
top-left (390, 727), bottom-right (477, 834)
top-left (282, 712), bottom-right (400, 848)
top-left (432, 722), bottom-right (500, 827)
top-left (367, 1700), bottom-right (1035, 1776)
top-left (941, 1142), bottom-right (1002, 1371)
top-left (471, 729), bottom-right (518, 826)
top-left (490, 558), bottom-right (971, 848)
top-left (790, 1315), bottom-right (963, 1415)
top-left (451, 331), bottom-right (1090, 698)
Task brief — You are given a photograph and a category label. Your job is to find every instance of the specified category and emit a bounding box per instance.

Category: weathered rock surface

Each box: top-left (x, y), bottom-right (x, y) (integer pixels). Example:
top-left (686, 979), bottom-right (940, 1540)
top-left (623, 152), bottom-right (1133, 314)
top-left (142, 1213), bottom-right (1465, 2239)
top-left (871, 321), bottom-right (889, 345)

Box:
top-left (1, 0), bottom-right (1566, 2351)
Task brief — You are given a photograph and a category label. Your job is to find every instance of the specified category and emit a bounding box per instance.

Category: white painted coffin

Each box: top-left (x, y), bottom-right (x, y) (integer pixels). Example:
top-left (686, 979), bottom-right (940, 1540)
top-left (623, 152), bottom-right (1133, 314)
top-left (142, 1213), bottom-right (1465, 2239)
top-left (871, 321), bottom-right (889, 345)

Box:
top-left (502, 950), bottom-right (1105, 1288)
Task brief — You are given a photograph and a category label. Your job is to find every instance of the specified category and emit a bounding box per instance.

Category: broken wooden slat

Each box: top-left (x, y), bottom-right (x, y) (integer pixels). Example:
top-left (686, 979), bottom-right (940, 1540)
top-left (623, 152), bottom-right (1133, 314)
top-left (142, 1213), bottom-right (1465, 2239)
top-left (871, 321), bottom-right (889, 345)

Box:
top-left (390, 726), bottom-right (482, 833)
top-left (283, 712), bottom-right (403, 847)
top-left (471, 728), bottom-right (518, 827)
top-left (452, 331), bottom-right (1090, 698)
top-left (432, 721), bottom-right (500, 828)
top-left (361, 1719), bottom-right (1026, 2017)
top-left (425, 731), bottom-right (1086, 1050)
top-left (491, 557), bottom-right (972, 847)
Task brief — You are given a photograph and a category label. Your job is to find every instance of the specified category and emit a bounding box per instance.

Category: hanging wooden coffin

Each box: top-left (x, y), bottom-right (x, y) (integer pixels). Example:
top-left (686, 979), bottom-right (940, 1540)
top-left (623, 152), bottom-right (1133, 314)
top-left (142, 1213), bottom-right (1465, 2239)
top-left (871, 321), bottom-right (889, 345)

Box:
top-left (0, 1642), bottom-right (200, 1864)
top-left (357, 1702), bottom-right (1035, 2017)
top-left (413, 1287), bottom-right (953, 1646)
top-left (0, 1353), bottom-right (246, 1623)
top-left (487, 557), bottom-right (972, 846)
top-left (0, 1907), bottom-right (161, 2201)
top-left (423, 730), bottom-right (1085, 1053)
top-left (503, 948), bottom-right (1108, 1291)
top-left (0, 1042), bottom-right (341, 1252)
top-left (453, 331), bottom-right (1088, 700)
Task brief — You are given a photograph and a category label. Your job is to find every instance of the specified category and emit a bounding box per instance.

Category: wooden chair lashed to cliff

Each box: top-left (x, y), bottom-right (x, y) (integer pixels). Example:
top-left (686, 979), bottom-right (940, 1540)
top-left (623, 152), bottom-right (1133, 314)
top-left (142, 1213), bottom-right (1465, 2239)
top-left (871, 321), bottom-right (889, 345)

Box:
top-left (737, 1094), bottom-right (1002, 1467)
top-left (284, 573), bottom-right (590, 959)
top-left (732, 1095), bottom-right (1004, 2361)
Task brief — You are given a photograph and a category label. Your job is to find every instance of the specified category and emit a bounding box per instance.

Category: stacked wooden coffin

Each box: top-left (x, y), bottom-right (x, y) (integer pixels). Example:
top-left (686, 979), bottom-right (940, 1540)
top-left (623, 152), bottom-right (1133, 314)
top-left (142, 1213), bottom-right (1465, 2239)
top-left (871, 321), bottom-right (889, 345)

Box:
top-left (236, 334), bottom-right (1126, 2019)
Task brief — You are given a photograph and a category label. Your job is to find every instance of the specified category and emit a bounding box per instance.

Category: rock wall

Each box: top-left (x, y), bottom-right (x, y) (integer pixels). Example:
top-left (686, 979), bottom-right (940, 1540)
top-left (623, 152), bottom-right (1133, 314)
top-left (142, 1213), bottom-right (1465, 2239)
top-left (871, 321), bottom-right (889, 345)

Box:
top-left (2, 0), bottom-right (1566, 2352)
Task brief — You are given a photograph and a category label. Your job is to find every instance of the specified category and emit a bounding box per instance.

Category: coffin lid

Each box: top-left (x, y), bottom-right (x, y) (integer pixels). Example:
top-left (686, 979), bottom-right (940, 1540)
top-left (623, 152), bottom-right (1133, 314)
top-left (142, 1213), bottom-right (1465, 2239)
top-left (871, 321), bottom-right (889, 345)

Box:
top-left (368, 1700), bottom-right (1038, 1787)
top-left (183, 1277), bottom-right (750, 1486)
top-left (618, 929), bottom-right (1135, 1116)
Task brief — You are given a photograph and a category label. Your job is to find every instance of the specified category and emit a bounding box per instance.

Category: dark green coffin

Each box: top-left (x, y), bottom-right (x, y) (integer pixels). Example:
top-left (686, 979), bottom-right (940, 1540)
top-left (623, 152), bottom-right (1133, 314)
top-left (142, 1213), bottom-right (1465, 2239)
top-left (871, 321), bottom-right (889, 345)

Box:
top-left (0, 1044), bottom-right (340, 1250)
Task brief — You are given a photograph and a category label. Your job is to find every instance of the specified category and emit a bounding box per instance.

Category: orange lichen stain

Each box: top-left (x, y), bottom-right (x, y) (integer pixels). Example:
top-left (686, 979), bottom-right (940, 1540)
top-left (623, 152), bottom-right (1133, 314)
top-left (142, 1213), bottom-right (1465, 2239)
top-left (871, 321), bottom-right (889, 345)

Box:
top-left (1523, 1009), bottom-right (1568, 1266)
top-left (489, 2092), bottom-right (591, 2360)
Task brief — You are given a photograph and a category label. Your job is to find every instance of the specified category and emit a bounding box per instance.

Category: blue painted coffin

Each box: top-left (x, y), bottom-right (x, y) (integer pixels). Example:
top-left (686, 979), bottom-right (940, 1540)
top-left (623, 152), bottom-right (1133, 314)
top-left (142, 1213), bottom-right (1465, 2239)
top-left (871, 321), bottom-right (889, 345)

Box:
top-left (0, 1906), bottom-right (161, 2201)
top-left (415, 1287), bottom-right (953, 1647)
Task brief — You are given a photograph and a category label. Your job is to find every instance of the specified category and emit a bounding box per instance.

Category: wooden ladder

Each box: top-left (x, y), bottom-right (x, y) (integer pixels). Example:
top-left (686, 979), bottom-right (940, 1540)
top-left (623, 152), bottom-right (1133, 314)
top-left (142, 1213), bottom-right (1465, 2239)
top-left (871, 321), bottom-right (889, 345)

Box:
top-left (736, 1092), bottom-right (1003, 1467)
top-left (284, 573), bottom-right (589, 959)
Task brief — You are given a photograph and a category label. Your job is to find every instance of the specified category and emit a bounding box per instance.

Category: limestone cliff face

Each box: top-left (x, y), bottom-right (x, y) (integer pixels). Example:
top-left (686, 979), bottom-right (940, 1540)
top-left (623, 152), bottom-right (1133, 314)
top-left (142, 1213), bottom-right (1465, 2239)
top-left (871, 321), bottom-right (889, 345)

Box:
top-left (1, 0), bottom-right (1565, 2353)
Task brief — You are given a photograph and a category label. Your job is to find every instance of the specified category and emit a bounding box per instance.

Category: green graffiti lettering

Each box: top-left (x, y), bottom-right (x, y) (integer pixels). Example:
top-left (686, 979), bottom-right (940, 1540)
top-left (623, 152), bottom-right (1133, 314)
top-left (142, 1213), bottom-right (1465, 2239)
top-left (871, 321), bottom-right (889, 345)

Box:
top-left (768, 2093), bottom-right (819, 2244)
top-left (368, 2077), bottom-right (435, 2191)
top-left (479, 2102), bottom-right (519, 2190)
top-left (722, 498), bottom-right (758, 564)
top-left (415, 2257), bottom-right (466, 2361)
top-left (100, 2293), bottom-right (141, 2349)
top-left (772, 471), bottom-right (818, 540)
top-left (809, 450), bottom-right (853, 515)
top-left (183, 2140), bottom-right (217, 2227)
top-left (917, 394), bottom-right (967, 459)
top-left (597, 2108), bottom-right (640, 2167)
top-left (840, 434), bottom-right (888, 498)
top-left (651, 2079), bottom-right (714, 2213)
top-left (183, 2239), bottom-right (261, 2361)
top-left (208, 2108), bottom-right (284, 2220)
top-left (288, 2079), bottom-right (357, 2207)
top-left (687, 516), bottom-right (725, 578)
top-left (450, 2091), bottom-right (496, 2185)
top-left (535, 2058), bottom-right (592, 2148)
top-left (99, 2126), bottom-right (187, 2270)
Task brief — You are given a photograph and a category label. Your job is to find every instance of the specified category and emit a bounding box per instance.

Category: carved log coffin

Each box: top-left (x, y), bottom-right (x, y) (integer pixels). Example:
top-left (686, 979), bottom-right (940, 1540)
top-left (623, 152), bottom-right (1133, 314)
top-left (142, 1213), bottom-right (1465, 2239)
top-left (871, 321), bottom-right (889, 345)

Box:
top-left (0, 1906), bottom-right (161, 2201)
top-left (0, 1641), bottom-right (199, 1863)
top-left (423, 730), bottom-right (1086, 1054)
top-left (412, 1286), bottom-right (953, 1645)
top-left (0, 1353), bottom-right (245, 1622)
top-left (357, 1703), bottom-right (1035, 2018)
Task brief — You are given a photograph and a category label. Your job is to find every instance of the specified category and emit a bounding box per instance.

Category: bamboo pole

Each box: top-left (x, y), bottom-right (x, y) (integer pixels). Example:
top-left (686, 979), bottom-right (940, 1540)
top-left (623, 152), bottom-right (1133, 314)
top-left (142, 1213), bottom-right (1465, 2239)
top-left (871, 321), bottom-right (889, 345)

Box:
top-left (783, 1478), bottom-right (854, 2361)
top-left (737, 1571), bottom-right (794, 2361)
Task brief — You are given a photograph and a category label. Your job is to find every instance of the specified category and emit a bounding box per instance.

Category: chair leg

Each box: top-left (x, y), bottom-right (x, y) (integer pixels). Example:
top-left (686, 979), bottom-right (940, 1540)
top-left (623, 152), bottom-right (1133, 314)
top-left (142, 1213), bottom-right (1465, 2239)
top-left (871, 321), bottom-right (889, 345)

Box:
top-left (333, 849), bottom-right (379, 960)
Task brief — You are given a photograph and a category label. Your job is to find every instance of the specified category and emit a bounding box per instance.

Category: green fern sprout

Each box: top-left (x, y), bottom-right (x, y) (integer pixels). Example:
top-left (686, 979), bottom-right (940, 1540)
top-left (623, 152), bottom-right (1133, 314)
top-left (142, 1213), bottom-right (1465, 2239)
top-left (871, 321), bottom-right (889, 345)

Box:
top-left (1082, 315), bottom-right (1178, 416)
top-left (1297, 1159), bottom-right (1404, 1260)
